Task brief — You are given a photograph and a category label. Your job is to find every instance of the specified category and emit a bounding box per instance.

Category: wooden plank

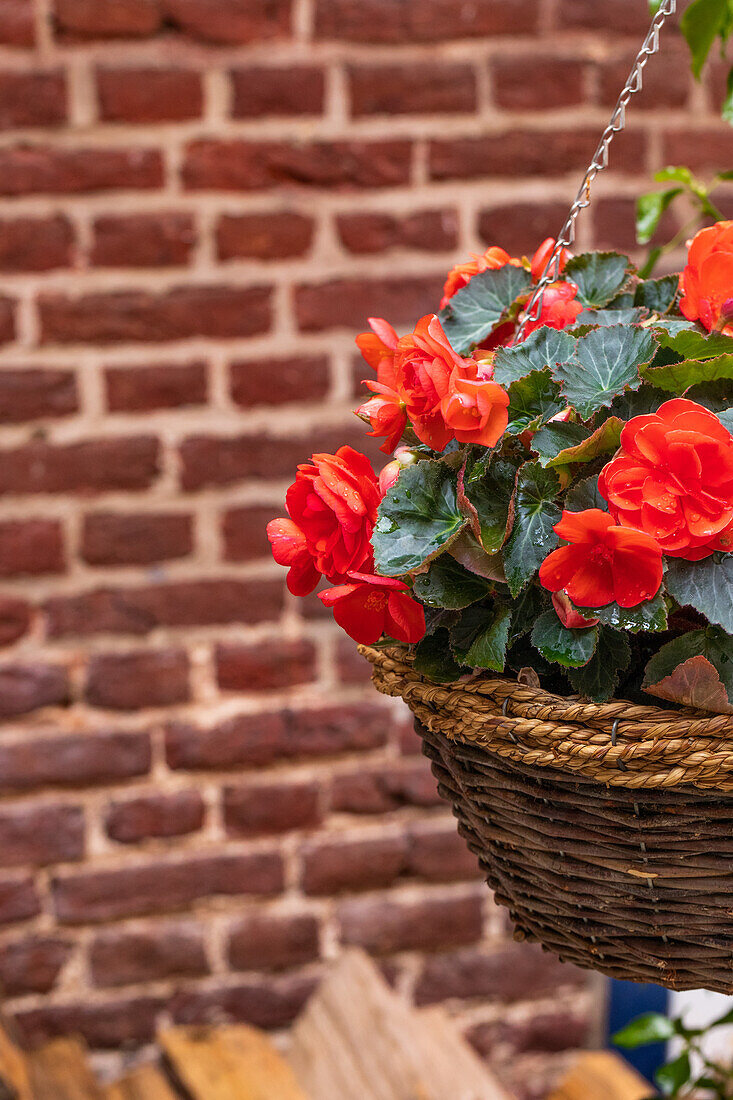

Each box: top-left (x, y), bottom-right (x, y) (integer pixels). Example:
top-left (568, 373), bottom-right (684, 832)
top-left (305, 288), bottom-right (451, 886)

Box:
top-left (0, 1022), bottom-right (32, 1100)
top-left (286, 949), bottom-right (510, 1100)
top-left (26, 1038), bottom-right (106, 1100)
top-left (160, 1025), bottom-right (310, 1100)
top-left (548, 1051), bottom-right (650, 1100)
top-left (106, 1064), bottom-right (179, 1100)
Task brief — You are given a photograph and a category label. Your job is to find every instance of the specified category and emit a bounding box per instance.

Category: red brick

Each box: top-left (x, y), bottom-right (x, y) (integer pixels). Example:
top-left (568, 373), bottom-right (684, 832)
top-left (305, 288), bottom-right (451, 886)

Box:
top-left (406, 822), bottom-right (481, 883)
top-left (414, 942), bottom-right (586, 1006)
top-left (0, 519), bottom-right (64, 575)
top-left (229, 354), bottom-right (327, 407)
top-left (40, 285), bottom-right (271, 344)
top-left (592, 196), bottom-right (656, 254)
top-left (224, 781), bottom-right (321, 837)
top-left (82, 512), bottom-right (192, 566)
top-left (556, 0), bottom-right (651, 34)
top-left (662, 128), bottom-right (733, 173)
top-left (216, 639), bottom-right (315, 693)
top-left (0, 71), bottom-right (67, 129)
top-left (92, 213), bottom-right (196, 267)
top-left (350, 63), bottom-right (476, 116)
top-left (0, 296), bottom-right (15, 344)
top-left (90, 921), bottom-right (208, 987)
top-left (0, 597), bottom-right (31, 647)
top-left (47, 578), bottom-right (282, 638)
top-left (105, 790), bottom-right (205, 843)
top-left (0, 367), bottom-right (77, 420)
top-left (336, 635), bottom-right (373, 684)
top-left (331, 760), bottom-right (441, 814)
top-left (53, 851), bottom-right (283, 923)
top-left (85, 648), bottom-right (189, 711)
top-left (171, 973), bottom-right (315, 1030)
top-left (0, 803), bottom-right (84, 868)
top-left (228, 912), bottom-right (319, 972)
top-left (301, 834), bottom-right (408, 895)
top-left (222, 504), bottom-right (279, 562)
top-left (231, 66), bottom-right (324, 118)
top-left (163, 0), bottom-right (291, 45)
top-left (337, 208), bottom-right (458, 255)
top-left (337, 891), bottom-right (483, 954)
top-left (597, 44), bottom-right (690, 110)
top-left (0, 875), bottom-right (40, 925)
top-left (53, 0), bottom-right (162, 38)
top-left (430, 129), bottom-right (606, 181)
top-left (165, 703), bottom-right (388, 771)
top-left (104, 361), bottom-right (206, 411)
top-left (468, 1008), bottom-right (592, 1059)
top-left (216, 212), bottom-right (314, 261)
top-left (0, 0), bottom-right (34, 46)
top-left (478, 202), bottom-right (569, 257)
top-left (97, 68), bottom-right (203, 123)
top-left (296, 274), bottom-right (443, 332)
top-left (0, 936), bottom-right (72, 996)
top-left (0, 436), bottom-right (159, 496)
top-left (315, 0), bottom-right (539, 42)
top-left (0, 730), bottom-right (151, 793)
top-left (0, 146), bottom-right (163, 196)
top-left (14, 996), bottom-right (163, 1049)
top-left (492, 58), bottom-right (584, 111)
top-left (0, 664), bottom-right (69, 719)
top-left (183, 139), bottom-right (412, 191)
top-left (179, 430), bottom-right (339, 490)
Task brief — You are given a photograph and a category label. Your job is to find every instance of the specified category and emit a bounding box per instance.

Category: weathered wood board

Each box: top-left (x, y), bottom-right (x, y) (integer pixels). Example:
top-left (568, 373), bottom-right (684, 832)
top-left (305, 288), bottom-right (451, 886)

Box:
top-left (548, 1051), bottom-right (651, 1100)
top-left (105, 1063), bottom-right (179, 1100)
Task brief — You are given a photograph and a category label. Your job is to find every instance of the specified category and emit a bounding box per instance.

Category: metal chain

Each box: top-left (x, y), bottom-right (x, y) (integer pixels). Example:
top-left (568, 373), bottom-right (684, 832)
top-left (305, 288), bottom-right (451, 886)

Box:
top-left (514, 0), bottom-right (678, 341)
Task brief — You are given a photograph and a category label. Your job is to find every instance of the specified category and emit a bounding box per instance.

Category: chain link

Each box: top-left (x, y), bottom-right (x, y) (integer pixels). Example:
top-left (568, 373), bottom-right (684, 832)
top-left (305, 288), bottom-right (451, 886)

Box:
top-left (514, 0), bottom-right (678, 341)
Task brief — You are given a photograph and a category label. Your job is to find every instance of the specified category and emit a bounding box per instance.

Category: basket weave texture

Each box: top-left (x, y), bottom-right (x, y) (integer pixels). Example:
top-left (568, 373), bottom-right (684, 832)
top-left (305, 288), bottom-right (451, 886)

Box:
top-left (360, 644), bottom-right (733, 992)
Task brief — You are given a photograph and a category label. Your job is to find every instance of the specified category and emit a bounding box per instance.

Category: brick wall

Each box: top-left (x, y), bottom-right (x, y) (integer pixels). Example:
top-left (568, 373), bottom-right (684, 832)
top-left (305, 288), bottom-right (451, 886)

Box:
top-left (0, 1), bottom-right (729, 1096)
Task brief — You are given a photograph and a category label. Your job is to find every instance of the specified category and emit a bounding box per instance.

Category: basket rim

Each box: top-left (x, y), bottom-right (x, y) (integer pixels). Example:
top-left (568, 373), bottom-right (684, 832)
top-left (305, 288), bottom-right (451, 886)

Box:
top-left (359, 644), bottom-right (733, 789)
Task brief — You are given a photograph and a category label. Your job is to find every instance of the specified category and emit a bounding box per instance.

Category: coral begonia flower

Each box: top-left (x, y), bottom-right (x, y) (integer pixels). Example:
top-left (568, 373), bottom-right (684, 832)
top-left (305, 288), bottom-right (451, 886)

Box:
top-left (679, 221), bottom-right (733, 334)
top-left (266, 517), bottom-right (321, 596)
top-left (441, 246), bottom-right (520, 309)
top-left (319, 572), bottom-right (426, 645)
top-left (539, 509), bottom-right (663, 609)
top-left (357, 380), bottom-right (407, 454)
top-left (521, 281), bottom-right (583, 339)
top-left (356, 316), bottom-right (401, 392)
top-left (598, 398), bottom-right (733, 560)
top-left (285, 446), bottom-right (381, 583)
top-left (393, 314), bottom-right (467, 451)
top-left (551, 591), bottom-right (600, 629)
top-left (441, 361), bottom-right (509, 447)
top-left (530, 238), bottom-right (572, 282)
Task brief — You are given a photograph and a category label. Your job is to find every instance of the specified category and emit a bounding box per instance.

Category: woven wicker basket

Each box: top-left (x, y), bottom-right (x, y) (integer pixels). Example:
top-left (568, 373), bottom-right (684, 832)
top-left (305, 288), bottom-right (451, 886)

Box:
top-left (360, 643), bottom-right (733, 993)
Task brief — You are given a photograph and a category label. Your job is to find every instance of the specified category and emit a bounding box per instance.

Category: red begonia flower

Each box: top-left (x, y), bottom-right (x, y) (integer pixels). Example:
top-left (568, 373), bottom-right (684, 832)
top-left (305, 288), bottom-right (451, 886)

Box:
top-left (440, 361), bottom-right (509, 447)
top-left (319, 572), bottom-right (426, 645)
top-left (679, 220), bottom-right (733, 334)
top-left (440, 246), bottom-right (519, 309)
top-left (521, 281), bottom-right (583, 339)
top-left (266, 517), bottom-right (321, 597)
top-left (356, 317), bottom-right (400, 386)
top-left (598, 398), bottom-right (733, 560)
top-left (539, 509), bottom-right (663, 609)
top-left (285, 446), bottom-right (381, 584)
top-left (393, 314), bottom-right (468, 451)
top-left (357, 380), bottom-right (407, 454)
top-left (551, 590), bottom-right (600, 629)
top-left (530, 237), bottom-right (572, 282)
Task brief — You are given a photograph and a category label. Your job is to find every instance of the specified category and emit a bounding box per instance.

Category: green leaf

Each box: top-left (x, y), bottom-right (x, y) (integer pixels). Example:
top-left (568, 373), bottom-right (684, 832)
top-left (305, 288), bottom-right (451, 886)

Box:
top-left (613, 1012), bottom-right (677, 1049)
top-left (573, 307), bottom-right (647, 328)
top-left (564, 251), bottom-right (632, 308)
top-left (373, 461), bottom-right (465, 577)
top-left (439, 264), bottom-right (532, 355)
top-left (493, 327), bottom-right (576, 387)
top-left (654, 327), bottom-right (733, 359)
top-left (413, 554), bottom-right (491, 609)
top-left (565, 474), bottom-right (608, 512)
top-left (587, 591), bottom-right (669, 633)
top-left (643, 627), bottom-right (733, 711)
top-left (413, 628), bottom-right (465, 683)
top-left (464, 459), bottom-right (516, 553)
top-left (554, 324), bottom-right (658, 419)
top-left (532, 421), bottom-right (589, 463)
top-left (510, 585), bottom-right (549, 639)
top-left (531, 610), bottom-right (598, 667)
top-left (655, 1051), bottom-right (691, 1096)
top-left (655, 166), bottom-right (695, 185)
top-left (506, 369), bottom-right (565, 434)
top-left (451, 602), bottom-right (513, 671)
top-left (642, 353), bottom-right (733, 393)
top-left (665, 554), bottom-right (733, 633)
top-left (636, 188), bottom-right (683, 245)
top-left (540, 417), bottom-right (623, 471)
top-left (608, 382), bottom-right (669, 420)
top-left (567, 626), bottom-right (631, 702)
top-left (634, 274), bottom-right (679, 314)
top-left (718, 406), bottom-right (733, 431)
top-left (724, 65), bottom-right (733, 123)
top-left (503, 464), bottom-right (561, 597)
top-left (680, 0), bottom-right (728, 78)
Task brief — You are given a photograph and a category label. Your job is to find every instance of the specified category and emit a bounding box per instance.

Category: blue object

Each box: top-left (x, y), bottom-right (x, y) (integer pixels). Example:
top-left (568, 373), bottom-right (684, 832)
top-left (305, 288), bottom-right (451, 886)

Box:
top-left (608, 978), bottom-right (669, 1084)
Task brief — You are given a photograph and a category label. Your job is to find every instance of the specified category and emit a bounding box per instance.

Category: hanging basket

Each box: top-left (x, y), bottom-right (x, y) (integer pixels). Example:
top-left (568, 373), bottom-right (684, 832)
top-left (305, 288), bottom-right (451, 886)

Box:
top-left (361, 644), bottom-right (733, 993)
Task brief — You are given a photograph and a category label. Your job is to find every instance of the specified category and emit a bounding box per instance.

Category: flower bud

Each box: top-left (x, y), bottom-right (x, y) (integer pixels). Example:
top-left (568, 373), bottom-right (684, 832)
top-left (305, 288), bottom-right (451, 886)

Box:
top-left (379, 460), bottom-right (402, 495)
